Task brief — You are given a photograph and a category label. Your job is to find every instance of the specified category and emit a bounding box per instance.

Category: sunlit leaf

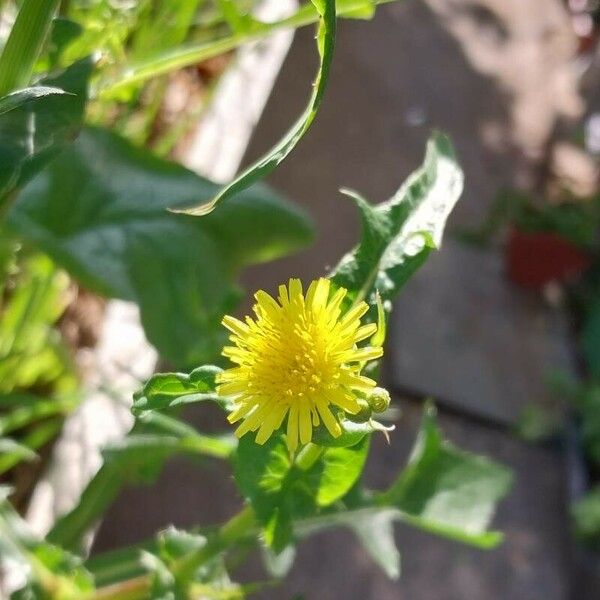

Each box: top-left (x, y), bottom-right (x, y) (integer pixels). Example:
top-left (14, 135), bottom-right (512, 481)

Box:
top-left (331, 132), bottom-right (464, 310)
top-left (379, 403), bottom-right (512, 547)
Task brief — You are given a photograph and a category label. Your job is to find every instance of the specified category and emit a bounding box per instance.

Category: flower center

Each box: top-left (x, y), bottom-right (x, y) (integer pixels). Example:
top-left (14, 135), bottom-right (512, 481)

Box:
top-left (249, 317), bottom-right (336, 405)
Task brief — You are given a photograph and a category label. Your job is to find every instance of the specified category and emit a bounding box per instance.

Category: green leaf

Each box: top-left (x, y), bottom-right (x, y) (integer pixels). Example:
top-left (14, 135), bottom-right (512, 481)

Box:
top-left (330, 132), bottom-right (464, 309)
top-left (0, 57), bottom-right (92, 204)
top-left (379, 403), bottom-right (512, 548)
top-left (97, 0), bottom-right (384, 99)
top-left (173, 0), bottom-right (337, 216)
top-left (235, 434), bottom-right (369, 552)
top-left (132, 366), bottom-right (226, 415)
top-left (0, 437), bottom-right (37, 463)
top-left (9, 126), bottom-right (313, 367)
top-left (46, 18), bottom-right (84, 69)
top-left (131, 0), bottom-right (204, 60)
top-left (346, 509), bottom-right (400, 579)
top-left (0, 254), bottom-right (75, 395)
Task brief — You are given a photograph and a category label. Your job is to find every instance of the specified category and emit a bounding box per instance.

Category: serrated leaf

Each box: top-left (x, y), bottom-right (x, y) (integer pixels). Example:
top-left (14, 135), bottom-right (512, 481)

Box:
top-left (9, 127), bottom-right (313, 367)
top-left (379, 403), bottom-right (512, 547)
top-left (331, 132), bottom-right (464, 309)
top-left (174, 0), bottom-right (337, 215)
top-left (0, 57), bottom-right (92, 202)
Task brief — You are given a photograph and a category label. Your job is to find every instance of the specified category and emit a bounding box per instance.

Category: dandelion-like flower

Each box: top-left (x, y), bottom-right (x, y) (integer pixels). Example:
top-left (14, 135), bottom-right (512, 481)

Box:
top-left (217, 278), bottom-right (383, 452)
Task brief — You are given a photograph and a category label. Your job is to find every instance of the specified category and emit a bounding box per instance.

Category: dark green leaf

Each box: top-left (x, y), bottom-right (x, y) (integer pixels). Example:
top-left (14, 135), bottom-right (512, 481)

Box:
top-left (0, 57), bottom-right (92, 202)
top-left (47, 18), bottom-right (84, 68)
top-left (379, 403), bottom-right (512, 547)
top-left (235, 434), bottom-right (369, 552)
top-left (174, 0), bottom-right (337, 215)
top-left (330, 132), bottom-right (464, 309)
top-left (9, 127), bottom-right (313, 367)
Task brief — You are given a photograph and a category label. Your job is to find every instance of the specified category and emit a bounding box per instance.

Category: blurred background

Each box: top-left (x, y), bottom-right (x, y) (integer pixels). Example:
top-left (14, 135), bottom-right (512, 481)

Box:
top-left (4, 0), bottom-right (600, 598)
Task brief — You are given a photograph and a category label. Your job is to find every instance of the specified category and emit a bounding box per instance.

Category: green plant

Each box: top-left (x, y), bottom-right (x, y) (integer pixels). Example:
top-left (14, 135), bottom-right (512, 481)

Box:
top-left (0, 1), bottom-right (514, 597)
top-left (2, 132), bottom-right (513, 599)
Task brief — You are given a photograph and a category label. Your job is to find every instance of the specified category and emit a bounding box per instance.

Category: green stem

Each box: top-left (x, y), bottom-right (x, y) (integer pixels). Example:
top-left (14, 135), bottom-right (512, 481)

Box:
top-left (90, 506), bottom-right (257, 600)
top-left (97, 0), bottom-right (397, 98)
top-left (174, 505), bottom-right (256, 581)
top-left (295, 442), bottom-right (324, 471)
top-left (0, 0), bottom-right (60, 96)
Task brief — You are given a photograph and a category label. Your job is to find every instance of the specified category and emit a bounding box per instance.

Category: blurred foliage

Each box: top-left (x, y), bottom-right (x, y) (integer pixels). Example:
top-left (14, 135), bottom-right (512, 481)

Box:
top-left (458, 188), bottom-right (600, 250)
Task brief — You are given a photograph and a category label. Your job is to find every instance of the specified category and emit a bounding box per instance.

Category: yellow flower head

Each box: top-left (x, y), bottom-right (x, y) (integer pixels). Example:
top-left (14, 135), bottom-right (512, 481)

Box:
top-left (217, 278), bottom-right (383, 452)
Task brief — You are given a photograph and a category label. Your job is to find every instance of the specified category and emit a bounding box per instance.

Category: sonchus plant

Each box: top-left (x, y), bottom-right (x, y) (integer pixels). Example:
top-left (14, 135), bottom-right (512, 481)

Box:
top-left (0, 133), bottom-right (512, 599)
top-left (0, 0), bottom-right (513, 598)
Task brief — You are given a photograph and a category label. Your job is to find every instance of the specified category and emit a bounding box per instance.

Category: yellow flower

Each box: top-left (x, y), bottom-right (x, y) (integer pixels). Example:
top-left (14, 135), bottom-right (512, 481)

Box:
top-left (217, 278), bottom-right (383, 452)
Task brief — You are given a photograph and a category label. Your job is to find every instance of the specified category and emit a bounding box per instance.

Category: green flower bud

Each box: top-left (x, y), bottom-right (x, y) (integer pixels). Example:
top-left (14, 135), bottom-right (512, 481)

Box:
top-left (349, 397), bottom-right (372, 423)
top-left (367, 387), bottom-right (390, 413)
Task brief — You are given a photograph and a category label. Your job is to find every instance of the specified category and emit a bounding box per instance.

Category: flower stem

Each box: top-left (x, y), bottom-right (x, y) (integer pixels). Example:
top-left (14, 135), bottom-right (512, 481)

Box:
top-left (295, 443), bottom-right (324, 471)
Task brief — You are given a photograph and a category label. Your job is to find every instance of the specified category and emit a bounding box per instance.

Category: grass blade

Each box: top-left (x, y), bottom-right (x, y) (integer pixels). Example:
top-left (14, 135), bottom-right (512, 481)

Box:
top-left (0, 0), bottom-right (61, 96)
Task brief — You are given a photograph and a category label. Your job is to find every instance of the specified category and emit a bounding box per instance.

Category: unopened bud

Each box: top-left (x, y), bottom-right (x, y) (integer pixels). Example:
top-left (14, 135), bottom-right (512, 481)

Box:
top-left (350, 397), bottom-right (372, 423)
top-left (367, 387), bottom-right (390, 413)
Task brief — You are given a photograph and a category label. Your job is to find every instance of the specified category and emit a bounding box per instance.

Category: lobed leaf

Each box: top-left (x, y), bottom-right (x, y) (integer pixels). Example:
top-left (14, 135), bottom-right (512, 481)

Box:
top-left (235, 434), bottom-right (369, 552)
top-left (378, 403), bottom-right (512, 548)
top-left (330, 132), bottom-right (464, 309)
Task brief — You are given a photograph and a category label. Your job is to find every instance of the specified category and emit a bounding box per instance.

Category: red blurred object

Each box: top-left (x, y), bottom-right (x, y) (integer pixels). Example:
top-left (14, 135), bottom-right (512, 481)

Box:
top-left (506, 228), bottom-right (592, 289)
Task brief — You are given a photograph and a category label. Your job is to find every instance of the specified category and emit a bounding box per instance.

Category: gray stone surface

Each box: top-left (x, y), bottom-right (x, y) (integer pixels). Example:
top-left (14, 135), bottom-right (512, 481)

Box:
top-left (388, 239), bottom-right (576, 424)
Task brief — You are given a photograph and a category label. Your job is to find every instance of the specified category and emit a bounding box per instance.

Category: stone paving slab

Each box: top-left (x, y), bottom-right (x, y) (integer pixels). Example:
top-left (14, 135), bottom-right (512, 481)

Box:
top-left (387, 239), bottom-right (576, 425)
